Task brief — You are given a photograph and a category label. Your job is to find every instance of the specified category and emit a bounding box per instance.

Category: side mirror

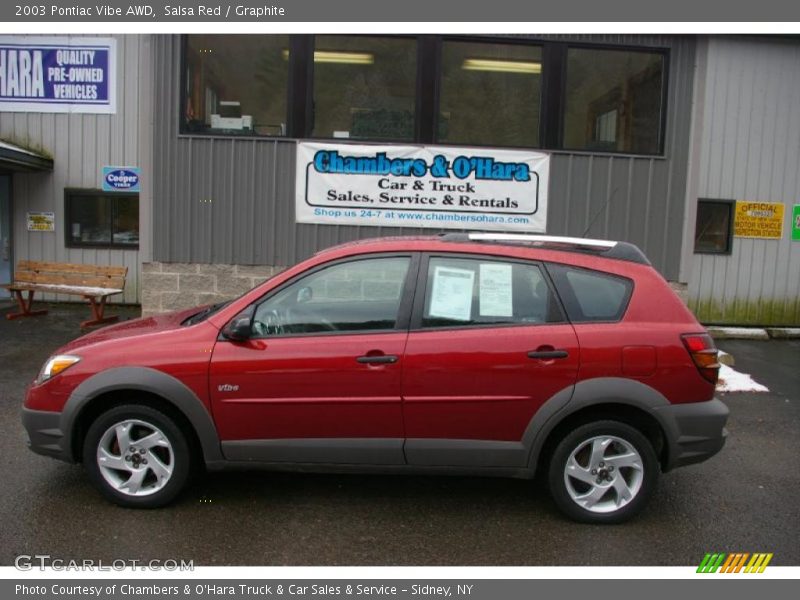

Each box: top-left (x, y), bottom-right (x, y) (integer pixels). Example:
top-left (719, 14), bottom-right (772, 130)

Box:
top-left (222, 315), bottom-right (252, 342)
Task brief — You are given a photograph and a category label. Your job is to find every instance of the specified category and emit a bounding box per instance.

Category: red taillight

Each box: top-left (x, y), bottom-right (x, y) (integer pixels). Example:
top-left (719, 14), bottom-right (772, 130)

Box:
top-left (681, 333), bottom-right (720, 384)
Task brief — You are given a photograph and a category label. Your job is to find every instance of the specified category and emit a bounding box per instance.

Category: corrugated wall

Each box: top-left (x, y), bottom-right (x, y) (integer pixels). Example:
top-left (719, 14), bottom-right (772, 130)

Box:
top-left (689, 37), bottom-right (800, 325)
top-left (0, 35), bottom-right (147, 304)
top-left (152, 35), bottom-right (695, 281)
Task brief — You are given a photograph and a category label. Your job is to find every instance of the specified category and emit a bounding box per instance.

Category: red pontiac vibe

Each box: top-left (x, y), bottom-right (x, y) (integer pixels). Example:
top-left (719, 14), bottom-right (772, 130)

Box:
top-left (22, 234), bottom-right (728, 523)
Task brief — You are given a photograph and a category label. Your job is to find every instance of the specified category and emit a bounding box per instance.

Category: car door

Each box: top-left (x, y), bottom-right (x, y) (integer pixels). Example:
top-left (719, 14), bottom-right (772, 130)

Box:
top-left (210, 254), bottom-right (417, 465)
top-left (402, 254), bottom-right (580, 467)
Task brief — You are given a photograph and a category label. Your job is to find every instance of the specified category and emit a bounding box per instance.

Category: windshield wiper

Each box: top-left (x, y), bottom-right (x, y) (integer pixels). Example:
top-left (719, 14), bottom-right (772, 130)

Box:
top-left (182, 301), bottom-right (230, 326)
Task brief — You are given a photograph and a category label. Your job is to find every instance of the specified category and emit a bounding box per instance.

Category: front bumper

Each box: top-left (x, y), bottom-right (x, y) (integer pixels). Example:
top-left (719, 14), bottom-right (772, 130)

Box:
top-left (22, 408), bottom-right (74, 463)
top-left (655, 397), bottom-right (729, 471)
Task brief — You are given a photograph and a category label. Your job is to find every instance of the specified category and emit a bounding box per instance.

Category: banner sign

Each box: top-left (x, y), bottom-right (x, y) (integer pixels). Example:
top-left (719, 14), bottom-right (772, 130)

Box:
top-left (0, 36), bottom-right (116, 114)
top-left (102, 166), bottom-right (140, 192)
top-left (26, 211), bottom-right (54, 231)
top-left (295, 142), bottom-right (549, 232)
top-left (792, 205), bottom-right (800, 242)
top-left (733, 201), bottom-right (784, 239)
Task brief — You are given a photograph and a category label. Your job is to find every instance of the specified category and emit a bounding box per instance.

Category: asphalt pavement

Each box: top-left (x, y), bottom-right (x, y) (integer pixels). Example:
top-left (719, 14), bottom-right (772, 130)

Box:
top-left (1, 302), bottom-right (798, 566)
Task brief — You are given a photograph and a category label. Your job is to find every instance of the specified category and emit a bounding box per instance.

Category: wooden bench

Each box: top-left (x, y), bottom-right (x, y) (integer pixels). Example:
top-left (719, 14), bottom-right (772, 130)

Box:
top-left (2, 260), bottom-right (128, 328)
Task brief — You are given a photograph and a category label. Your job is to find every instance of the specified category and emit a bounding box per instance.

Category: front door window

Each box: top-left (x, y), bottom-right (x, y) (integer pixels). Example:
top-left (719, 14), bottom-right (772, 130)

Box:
top-left (252, 256), bottom-right (411, 336)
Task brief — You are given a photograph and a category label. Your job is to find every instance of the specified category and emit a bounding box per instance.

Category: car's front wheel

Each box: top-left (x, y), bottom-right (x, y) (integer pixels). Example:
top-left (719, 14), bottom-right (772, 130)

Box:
top-left (547, 420), bottom-right (658, 523)
top-left (82, 404), bottom-right (193, 508)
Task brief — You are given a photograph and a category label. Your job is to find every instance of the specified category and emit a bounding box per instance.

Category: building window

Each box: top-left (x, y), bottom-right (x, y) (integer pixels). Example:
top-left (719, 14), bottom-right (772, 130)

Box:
top-left (66, 190), bottom-right (139, 248)
top-left (694, 199), bottom-right (734, 254)
top-left (183, 35), bottom-right (289, 136)
top-left (438, 41), bottom-right (543, 147)
top-left (311, 36), bottom-right (417, 141)
top-left (563, 47), bottom-right (665, 154)
top-left (178, 35), bottom-right (669, 156)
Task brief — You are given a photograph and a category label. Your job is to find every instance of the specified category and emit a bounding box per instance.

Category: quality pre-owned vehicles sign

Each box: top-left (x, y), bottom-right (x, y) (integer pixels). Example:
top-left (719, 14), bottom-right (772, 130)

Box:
top-left (0, 36), bottom-right (116, 113)
top-left (296, 142), bottom-right (549, 232)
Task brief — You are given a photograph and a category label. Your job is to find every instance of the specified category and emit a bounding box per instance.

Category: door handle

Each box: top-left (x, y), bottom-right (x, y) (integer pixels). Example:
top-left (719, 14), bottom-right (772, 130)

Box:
top-left (527, 349), bottom-right (569, 360)
top-left (356, 355), bottom-right (399, 364)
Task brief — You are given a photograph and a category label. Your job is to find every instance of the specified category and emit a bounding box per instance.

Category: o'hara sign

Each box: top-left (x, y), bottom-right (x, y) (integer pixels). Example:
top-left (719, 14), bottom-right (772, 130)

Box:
top-left (295, 142), bottom-right (549, 232)
top-left (0, 36), bottom-right (115, 114)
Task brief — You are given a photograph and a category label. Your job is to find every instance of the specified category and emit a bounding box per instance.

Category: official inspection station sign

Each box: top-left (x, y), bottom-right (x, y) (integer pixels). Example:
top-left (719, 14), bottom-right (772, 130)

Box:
top-left (0, 36), bottom-right (116, 113)
top-left (295, 142), bottom-right (550, 232)
top-left (733, 201), bottom-right (784, 239)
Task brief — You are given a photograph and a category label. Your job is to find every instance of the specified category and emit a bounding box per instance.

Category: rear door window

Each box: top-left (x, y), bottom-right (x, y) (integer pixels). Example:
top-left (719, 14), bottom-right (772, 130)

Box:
top-left (547, 264), bottom-right (632, 322)
top-left (420, 256), bottom-right (564, 328)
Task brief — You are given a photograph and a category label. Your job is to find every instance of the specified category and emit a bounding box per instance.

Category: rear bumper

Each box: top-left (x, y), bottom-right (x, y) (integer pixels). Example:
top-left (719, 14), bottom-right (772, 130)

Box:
top-left (655, 398), bottom-right (729, 471)
top-left (22, 408), bottom-right (74, 463)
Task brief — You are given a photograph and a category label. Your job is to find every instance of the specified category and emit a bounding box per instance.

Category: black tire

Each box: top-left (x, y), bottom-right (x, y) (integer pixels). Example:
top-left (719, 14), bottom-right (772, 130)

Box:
top-left (82, 404), bottom-right (193, 508)
top-left (547, 420), bottom-right (658, 524)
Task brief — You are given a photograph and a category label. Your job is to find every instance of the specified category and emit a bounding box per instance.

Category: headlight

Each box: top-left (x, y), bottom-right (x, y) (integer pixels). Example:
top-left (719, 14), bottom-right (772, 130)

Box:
top-left (37, 355), bottom-right (81, 384)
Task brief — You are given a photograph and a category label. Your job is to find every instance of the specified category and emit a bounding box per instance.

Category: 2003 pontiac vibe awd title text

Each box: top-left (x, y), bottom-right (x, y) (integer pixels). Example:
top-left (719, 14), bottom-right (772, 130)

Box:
top-left (14, 4), bottom-right (286, 18)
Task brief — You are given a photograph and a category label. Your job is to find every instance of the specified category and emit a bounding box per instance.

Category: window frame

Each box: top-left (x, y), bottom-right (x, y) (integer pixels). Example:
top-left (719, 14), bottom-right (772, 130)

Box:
top-left (178, 34), bottom-right (670, 157)
top-left (178, 34), bottom-right (294, 139)
top-left (239, 252), bottom-right (421, 340)
top-left (559, 42), bottom-right (670, 156)
top-left (694, 198), bottom-right (735, 255)
top-left (409, 252), bottom-right (567, 332)
top-left (64, 188), bottom-right (140, 250)
top-left (309, 34), bottom-right (421, 144)
top-left (434, 36), bottom-right (546, 149)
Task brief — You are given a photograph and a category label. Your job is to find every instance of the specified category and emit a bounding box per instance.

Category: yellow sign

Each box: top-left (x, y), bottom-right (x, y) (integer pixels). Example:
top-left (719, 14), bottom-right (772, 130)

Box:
top-left (734, 201), bottom-right (784, 239)
top-left (26, 211), bottom-right (55, 232)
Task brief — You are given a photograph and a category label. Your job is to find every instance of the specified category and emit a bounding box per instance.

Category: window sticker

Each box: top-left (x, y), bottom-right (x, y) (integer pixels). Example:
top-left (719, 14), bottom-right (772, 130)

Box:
top-left (479, 263), bottom-right (513, 317)
top-left (428, 266), bottom-right (475, 321)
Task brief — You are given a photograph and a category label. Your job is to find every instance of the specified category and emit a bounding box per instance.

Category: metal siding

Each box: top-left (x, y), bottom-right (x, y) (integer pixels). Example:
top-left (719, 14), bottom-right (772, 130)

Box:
top-left (151, 35), bottom-right (695, 281)
top-left (138, 35), bottom-right (154, 265)
top-left (0, 34), bottom-right (145, 304)
top-left (689, 37), bottom-right (800, 324)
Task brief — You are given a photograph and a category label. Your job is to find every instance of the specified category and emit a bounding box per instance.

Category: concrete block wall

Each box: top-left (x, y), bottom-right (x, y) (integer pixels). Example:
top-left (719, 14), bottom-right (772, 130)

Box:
top-left (141, 262), bottom-right (285, 316)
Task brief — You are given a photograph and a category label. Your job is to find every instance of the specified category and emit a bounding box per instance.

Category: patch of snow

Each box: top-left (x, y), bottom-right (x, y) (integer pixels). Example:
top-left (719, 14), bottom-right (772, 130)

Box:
top-left (716, 364), bottom-right (769, 393)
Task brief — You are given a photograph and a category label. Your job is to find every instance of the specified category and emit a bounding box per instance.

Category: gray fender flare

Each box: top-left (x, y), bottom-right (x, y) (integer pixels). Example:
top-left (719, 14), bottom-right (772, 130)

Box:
top-left (61, 366), bottom-right (224, 464)
top-left (523, 377), bottom-right (675, 472)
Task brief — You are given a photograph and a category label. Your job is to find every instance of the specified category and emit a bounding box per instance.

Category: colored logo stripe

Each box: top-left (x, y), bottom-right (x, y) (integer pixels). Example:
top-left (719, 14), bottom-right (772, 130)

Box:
top-left (697, 553), bottom-right (726, 573)
top-left (745, 553), bottom-right (773, 573)
top-left (697, 553), bottom-right (773, 573)
top-left (720, 553), bottom-right (748, 573)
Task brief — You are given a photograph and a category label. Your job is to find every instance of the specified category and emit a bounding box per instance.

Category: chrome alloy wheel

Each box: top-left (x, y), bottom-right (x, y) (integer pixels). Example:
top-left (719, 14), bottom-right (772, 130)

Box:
top-left (563, 435), bottom-right (644, 513)
top-left (96, 419), bottom-right (175, 497)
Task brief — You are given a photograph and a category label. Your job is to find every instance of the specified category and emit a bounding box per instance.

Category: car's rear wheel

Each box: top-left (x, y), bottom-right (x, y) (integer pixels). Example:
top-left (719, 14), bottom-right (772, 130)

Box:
top-left (547, 420), bottom-right (658, 524)
top-left (82, 404), bottom-right (192, 508)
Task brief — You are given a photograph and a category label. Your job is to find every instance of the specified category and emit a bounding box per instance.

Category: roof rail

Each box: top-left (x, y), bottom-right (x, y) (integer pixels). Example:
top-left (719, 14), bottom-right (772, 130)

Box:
top-left (438, 232), bottom-right (651, 265)
top-left (467, 233), bottom-right (616, 248)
